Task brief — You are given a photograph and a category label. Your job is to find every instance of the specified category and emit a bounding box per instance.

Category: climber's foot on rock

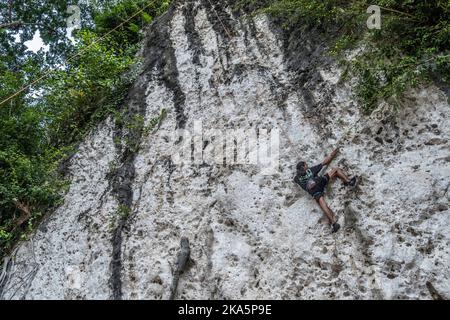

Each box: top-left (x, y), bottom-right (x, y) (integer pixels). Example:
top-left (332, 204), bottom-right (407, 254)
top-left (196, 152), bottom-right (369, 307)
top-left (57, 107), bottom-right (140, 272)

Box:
top-left (344, 176), bottom-right (357, 187)
top-left (332, 223), bottom-right (341, 233)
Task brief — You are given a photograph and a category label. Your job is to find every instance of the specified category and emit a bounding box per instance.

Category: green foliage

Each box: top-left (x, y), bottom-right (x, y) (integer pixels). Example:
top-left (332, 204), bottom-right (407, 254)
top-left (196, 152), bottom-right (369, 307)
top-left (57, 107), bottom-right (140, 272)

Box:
top-left (0, 55), bottom-right (67, 255)
top-left (43, 29), bottom-right (137, 146)
top-left (113, 107), bottom-right (167, 153)
top-left (0, 0), bottom-right (72, 68)
top-left (108, 204), bottom-right (132, 231)
top-left (93, 0), bottom-right (170, 52)
top-left (0, 0), bottom-right (171, 258)
top-left (245, 0), bottom-right (450, 111)
top-left (117, 204), bottom-right (131, 218)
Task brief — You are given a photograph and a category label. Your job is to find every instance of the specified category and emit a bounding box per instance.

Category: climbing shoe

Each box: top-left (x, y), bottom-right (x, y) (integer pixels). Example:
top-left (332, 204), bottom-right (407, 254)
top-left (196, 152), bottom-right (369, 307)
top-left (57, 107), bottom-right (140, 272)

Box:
top-left (344, 177), bottom-right (357, 187)
top-left (332, 223), bottom-right (341, 233)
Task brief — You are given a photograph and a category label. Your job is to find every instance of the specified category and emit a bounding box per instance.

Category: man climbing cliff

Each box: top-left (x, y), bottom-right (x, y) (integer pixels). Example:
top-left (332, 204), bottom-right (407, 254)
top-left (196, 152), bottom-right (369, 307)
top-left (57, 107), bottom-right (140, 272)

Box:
top-left (294, 148), bottom-right (357, 233)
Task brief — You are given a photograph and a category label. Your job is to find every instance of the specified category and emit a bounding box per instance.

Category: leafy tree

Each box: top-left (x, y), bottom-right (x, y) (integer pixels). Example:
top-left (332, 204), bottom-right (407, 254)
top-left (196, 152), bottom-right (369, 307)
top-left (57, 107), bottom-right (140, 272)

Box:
top-left (0, 0), bottom-right (171, 257)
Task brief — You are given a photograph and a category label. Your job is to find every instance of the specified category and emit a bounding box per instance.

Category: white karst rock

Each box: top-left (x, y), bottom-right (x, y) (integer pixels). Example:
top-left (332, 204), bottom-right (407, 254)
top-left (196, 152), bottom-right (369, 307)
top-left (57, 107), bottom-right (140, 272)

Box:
top-left (1, 0), bottom-right (449, 300)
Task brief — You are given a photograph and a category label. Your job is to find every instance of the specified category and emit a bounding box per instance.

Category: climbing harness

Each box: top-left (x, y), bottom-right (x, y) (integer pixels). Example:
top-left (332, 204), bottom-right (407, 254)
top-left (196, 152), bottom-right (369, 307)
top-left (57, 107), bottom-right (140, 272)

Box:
top-left (205, 0), bottom-right (234, 39)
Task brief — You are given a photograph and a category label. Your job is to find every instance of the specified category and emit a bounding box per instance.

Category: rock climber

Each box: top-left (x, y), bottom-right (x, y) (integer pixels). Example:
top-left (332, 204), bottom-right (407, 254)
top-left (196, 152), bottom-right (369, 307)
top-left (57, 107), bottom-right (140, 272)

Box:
top-left (294, 148), bottom-right (357, 233)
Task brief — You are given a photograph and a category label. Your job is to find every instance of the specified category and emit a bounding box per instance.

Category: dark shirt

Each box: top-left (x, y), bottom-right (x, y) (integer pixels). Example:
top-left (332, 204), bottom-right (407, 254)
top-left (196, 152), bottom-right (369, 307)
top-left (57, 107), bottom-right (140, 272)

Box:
top-left (294, 163), bottom-right (323, 192)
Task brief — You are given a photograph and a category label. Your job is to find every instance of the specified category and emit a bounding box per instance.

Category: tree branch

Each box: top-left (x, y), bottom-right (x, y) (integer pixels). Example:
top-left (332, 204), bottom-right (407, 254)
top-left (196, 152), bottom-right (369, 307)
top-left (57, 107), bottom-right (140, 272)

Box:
top-left (0, 20), bottom-right (57, 34)
top-left (0, 20), bottom-right (22, 29)
top-left (379, 6), bottom-right (416, 18)
top-left (13, 200), bottom-right (32, 229)
top-left (9, 0), bottom-right (13, 22)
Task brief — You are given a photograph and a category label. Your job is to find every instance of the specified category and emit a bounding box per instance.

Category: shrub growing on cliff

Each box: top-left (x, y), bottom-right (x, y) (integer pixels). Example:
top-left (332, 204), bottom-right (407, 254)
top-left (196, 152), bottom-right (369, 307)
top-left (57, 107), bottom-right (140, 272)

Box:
top-left (241, 0), bottom-right (450, 111)
top-left (0, 0), bottom-right (171, 258)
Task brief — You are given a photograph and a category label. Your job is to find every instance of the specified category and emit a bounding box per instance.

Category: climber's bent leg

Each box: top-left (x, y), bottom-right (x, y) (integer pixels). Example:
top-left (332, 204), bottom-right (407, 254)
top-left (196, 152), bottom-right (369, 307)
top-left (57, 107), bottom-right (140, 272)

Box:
top-left (327, 167), bottom-right (351, 184)
top-left (316, 196), bottom-right (337, 225)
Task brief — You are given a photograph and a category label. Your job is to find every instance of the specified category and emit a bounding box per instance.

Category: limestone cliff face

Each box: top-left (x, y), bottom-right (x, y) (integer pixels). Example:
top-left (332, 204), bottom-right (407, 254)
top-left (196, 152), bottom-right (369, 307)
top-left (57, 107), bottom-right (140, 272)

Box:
top-left (1, 0), bottom-right (449, 300)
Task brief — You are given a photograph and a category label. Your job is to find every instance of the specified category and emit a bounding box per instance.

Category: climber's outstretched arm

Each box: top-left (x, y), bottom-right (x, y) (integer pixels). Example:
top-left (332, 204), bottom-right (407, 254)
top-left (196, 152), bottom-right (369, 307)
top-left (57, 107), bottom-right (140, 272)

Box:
top-left (322, 148), bottom-right (339, 166)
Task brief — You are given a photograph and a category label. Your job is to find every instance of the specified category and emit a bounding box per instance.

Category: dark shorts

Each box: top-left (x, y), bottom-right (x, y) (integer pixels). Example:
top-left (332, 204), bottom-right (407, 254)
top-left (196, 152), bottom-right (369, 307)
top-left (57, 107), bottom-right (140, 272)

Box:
top-left (309, 174), bottom-right (330, 200)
